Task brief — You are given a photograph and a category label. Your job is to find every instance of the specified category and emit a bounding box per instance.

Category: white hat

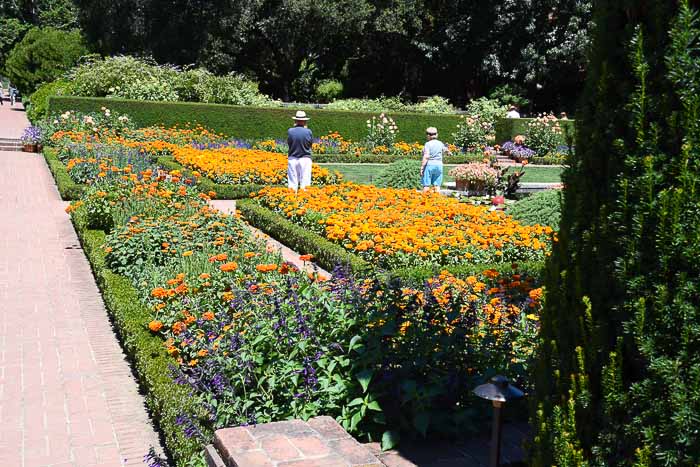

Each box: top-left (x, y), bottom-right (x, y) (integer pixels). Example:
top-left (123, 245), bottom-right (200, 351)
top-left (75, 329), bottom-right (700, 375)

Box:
top-left (292, 110), bottom-right (310, 121)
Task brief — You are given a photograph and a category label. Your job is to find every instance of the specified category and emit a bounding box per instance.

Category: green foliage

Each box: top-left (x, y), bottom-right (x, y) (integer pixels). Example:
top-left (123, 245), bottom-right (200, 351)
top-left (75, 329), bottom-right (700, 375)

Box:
top-left (411, 96), bottom-right (456, 114)
top-left (507, 190), bottom-right (561, 230)
top-left (495, 117), bottom-right (576, 144)
top-left (67, 56), bottom-right (275, 106)
top-left (488, 84), bottom-right (530, 108)
top-left (325, 96), bottom-right (411, 112)
top-left (365, 113), bottom-right (399, 148)
top-left (452, 114), bottom-right (495, 150)
top-left (27, 79), bottom-right (74, 122)
top-left (43, 148), bottom-right (86, 200)
top-left (237, 199), bottom-right (370, 275)
top-left (388, 260), bottom-right (544, 287)
top-left (374, 159), bottom-right (422, 189)
top-left (48, 96), bottom-right (463, 142)
top-left (4, 27), bottom-right (87, 95)
top-left (532, 2), bottom-right (700, 465)
top-left (314, 153), bottom-right (482, 164)
top-left (72, 225), bottom-right (203, 466)
top-left (464, 98), bottom-right (508, 126)
top-left (525, 114), bottom-right (566, 156)
top-left (315, 79), bottom-right (344, 103)
top-left (0, 17), bottom-right (29, 70)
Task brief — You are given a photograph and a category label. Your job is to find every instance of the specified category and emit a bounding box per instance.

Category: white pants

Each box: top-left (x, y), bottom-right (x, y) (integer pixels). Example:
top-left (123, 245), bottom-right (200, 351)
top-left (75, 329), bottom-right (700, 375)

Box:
top-left (287, 157), bottom-right (312, 190)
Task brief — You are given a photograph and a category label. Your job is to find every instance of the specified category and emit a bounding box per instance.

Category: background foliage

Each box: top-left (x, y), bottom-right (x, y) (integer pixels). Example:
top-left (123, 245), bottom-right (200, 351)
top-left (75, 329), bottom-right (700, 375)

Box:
top-left (4, 26), bottom-right (86, 95)
top-left (20, 0), bottom-right (592, 110)
top-left (47, 96), bottom-right (463, 142)
top-left (532, 1), bottom-right (700, 465)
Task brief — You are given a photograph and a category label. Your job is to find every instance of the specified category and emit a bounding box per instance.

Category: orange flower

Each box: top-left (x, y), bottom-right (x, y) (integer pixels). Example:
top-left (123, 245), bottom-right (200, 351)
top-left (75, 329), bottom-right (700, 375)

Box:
top-left (299, 254), bottom-right (314, 261)
top-left (199, 273), bottom-right (211, 279)
top-left (172, 321), bottom-right (186, 335)
top-left (209, 253), bottom-right (228, 262)
top-left (255, 264), bottom-right (278, 273)
top-left (148, 320), bottom-right (163, 332)
top-left (220, 261), bottom-right (238, 272)
top-left (151, 287), bottom-right (168, 299)
top-left (222, 291), bottom-right (235, 302)
top-left (202, 311), bottom-right (215, 320)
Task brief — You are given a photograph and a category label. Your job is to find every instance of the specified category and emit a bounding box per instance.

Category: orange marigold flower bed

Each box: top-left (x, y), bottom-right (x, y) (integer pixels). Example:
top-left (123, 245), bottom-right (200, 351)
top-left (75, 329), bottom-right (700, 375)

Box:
top-left (254, 183), bottom-right (554, 268)
top-left (171, 146), bottom-right (342, 186)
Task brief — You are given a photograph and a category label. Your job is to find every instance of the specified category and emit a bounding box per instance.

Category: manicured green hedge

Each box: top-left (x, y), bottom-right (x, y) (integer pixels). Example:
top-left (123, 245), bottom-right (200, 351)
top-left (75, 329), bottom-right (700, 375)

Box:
top-left (48, 96), bottom-right (462, 142)
top-left (237, 199), bottom-right (370, 274)
top-left (494, 117), bottom-right (576, 144)
top-left (43, 148), bottom-right (86, 200)
top-left (71, 210), bottom-right (203, 466)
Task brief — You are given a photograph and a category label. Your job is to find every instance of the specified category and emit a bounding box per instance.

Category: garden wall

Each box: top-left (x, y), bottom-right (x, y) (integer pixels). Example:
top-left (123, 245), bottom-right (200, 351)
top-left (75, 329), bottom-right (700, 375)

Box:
top-left (48, 96), bottom-right (462, 142)
top-left (495, 117), bottom-right (576, 144)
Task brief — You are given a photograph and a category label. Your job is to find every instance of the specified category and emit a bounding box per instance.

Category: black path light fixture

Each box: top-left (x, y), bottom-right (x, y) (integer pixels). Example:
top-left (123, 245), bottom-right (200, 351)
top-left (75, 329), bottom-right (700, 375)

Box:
top-left (473, 375), bottom-right (525, 467)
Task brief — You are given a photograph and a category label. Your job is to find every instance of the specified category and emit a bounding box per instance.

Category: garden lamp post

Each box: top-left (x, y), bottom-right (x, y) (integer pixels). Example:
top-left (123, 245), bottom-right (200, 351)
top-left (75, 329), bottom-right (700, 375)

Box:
top-left (473, 375), bottom-right (524, 467)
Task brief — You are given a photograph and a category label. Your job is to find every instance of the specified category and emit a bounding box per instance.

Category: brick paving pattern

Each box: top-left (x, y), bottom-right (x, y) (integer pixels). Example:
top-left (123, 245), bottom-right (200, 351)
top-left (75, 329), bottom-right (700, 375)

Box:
top-left (0, 147), bottom-right (164, 464)
top-left (212, 417), bottom-right (382, 467)
top-left (0, 101), bottom-right (30, 139)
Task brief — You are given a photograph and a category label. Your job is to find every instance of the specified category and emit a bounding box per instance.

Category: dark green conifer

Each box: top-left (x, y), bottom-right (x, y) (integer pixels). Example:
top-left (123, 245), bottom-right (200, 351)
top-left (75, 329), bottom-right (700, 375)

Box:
top-left (532, 1), bottom-right (700, 465)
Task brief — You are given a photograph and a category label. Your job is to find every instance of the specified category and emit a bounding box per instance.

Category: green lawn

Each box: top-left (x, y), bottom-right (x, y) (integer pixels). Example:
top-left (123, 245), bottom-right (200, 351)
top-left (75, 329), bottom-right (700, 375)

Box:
top-left (320, 163), bottom-right (563, 185)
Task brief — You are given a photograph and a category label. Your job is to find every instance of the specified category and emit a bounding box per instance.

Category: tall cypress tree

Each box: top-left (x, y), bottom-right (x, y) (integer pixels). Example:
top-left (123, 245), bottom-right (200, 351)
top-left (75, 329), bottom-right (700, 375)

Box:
top-left (532, 0), bottom-right (700, 465)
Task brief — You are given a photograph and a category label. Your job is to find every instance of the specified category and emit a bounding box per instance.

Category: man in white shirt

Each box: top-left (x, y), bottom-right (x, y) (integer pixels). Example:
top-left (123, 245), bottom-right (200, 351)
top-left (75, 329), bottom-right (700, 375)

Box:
top-left (506, 105), bottom-right (520, 118)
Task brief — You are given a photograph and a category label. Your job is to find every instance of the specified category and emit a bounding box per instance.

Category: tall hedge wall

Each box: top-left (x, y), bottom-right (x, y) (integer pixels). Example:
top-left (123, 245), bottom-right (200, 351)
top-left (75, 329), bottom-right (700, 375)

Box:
top-left (48, 96), bottom-right (462, 142)
top-left (494, 117), bottom-right (576, 144)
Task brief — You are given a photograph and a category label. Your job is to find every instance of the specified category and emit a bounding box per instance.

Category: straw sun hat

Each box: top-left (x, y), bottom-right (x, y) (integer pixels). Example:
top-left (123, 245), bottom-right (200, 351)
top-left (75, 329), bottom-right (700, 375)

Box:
top-left (292, 110), bottom-right (310, 121)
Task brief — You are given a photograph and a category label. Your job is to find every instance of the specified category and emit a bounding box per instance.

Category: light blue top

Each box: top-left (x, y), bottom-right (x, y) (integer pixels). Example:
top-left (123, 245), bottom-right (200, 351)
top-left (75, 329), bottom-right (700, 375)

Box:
top-left (423, 139), bottom-right (446, 164)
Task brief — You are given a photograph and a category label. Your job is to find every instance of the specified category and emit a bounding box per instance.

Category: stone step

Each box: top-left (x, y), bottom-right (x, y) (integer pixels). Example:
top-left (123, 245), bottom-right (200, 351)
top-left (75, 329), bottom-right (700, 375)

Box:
top-left (0, 146), bottom-right (23, 152)
top-left (208, 417), bottom-right (382, 467)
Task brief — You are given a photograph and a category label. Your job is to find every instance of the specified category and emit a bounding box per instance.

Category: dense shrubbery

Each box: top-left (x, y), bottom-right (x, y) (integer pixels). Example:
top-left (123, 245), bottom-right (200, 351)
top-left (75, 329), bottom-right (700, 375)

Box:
top-left (507, 190), bottom-right (561, 230)
top-left (533, 2), bottom-right (700, 465)
top-left (27, 79), bottom-right (75, 122)
top-left (325, 95), bottom-right (456, 114)
top-left (374, 159), bottom-right (422, 189)
top-left (4, 27), bottom-right (87, 95)
top-left (67, 56), bottom-right (277, 106)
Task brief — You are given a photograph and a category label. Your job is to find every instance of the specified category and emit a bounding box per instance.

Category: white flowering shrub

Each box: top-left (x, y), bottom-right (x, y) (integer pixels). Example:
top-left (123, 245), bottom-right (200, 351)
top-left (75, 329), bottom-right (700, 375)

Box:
top-left (452, 114), bottom-right (495, 150)
top-left (525, 114), bottom-right (565, 156)
top-left (365, 113), bottom-right (399, 148)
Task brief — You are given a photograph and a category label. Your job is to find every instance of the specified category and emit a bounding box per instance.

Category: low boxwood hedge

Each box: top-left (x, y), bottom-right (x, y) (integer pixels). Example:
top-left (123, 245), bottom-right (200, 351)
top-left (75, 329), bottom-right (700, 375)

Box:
top-left (71, 209), bottom-right (203, 466)
top-left (313, 153), bottom-right (483, 164)
top-left (48, 96), bottom-right (462, 143)
top-left (43, 148), bottom-right (86, 200)
top-left (237, 199), bottom-right (370, 275)
top-left (494, 117), bottom-right (576, 144)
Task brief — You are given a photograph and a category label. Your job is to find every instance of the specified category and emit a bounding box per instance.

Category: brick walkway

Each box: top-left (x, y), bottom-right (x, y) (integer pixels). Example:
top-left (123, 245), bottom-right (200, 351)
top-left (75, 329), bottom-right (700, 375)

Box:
top-left (0, 149), bottom-right (164, 466)
top-left (0, 100), bottom-right (29, 138)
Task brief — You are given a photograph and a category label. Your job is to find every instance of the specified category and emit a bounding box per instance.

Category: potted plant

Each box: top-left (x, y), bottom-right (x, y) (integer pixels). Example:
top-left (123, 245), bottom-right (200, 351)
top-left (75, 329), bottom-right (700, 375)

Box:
top-left (501, 136), bottom-right (536, 162)
top-left (449, 162), bottom-right (499, 195)
top-left (21, 126), bottom-right (42, 153)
